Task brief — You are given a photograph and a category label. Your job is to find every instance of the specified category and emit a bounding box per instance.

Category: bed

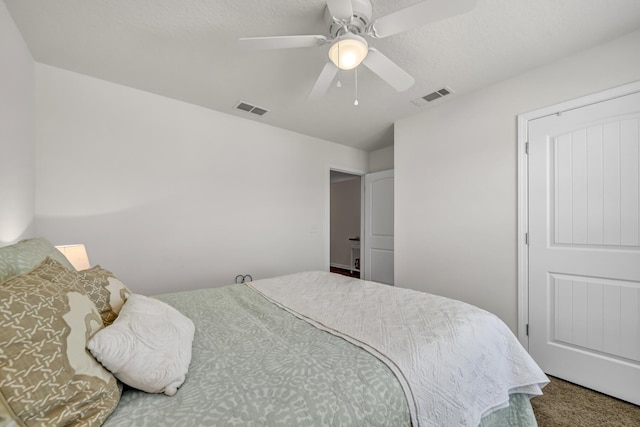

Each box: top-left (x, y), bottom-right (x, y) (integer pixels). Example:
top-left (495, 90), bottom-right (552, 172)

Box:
top-left (0, 238), bottom-right (548, 427)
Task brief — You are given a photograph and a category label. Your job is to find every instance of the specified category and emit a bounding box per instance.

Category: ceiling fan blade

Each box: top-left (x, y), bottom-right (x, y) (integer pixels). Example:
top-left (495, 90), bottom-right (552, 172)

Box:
top-left (326, 0), bottom-right (353, 21)
top-left (308, 62), bottom-right (339, 100)
top-left (238, 35), bottom-right (328, 50)
top-left (362, 48), bottom-right (415, 92)
top-left (370, 0), bottom-right (477, 38)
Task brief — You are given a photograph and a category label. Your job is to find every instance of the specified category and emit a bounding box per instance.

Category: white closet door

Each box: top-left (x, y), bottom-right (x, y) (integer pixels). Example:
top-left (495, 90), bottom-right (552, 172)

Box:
top-left (528, 91), bottom-right (640, 405)
top-left (364, 169), bottom-right (394, 285)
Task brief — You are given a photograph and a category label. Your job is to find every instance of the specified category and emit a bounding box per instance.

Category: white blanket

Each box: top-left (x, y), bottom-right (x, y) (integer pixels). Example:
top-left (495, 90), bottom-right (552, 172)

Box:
top-left (248, 271), bottom-right (548, 427)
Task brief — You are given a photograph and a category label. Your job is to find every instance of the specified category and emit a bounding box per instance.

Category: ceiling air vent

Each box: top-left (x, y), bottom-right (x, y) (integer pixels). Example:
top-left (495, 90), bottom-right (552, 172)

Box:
top-left (235, 101), bottom-right (269, 116)
top-left (411, 87), bottom-right (454, 107)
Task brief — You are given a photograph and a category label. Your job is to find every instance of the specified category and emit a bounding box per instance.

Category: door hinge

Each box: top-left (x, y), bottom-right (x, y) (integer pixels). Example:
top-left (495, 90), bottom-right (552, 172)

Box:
top-left (525, 233), bottom-right (529, 245)
top-left (526, 324), bottom-right (529, 336)
top-left (525, 142), bottom-right (529, 154)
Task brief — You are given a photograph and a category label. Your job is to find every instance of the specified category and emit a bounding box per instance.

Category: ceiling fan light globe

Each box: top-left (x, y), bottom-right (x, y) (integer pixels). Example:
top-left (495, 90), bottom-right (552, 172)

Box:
top-left (328, 34), bottom-right (368, 70)
top-left (340, 51), bottom-right (359, 69)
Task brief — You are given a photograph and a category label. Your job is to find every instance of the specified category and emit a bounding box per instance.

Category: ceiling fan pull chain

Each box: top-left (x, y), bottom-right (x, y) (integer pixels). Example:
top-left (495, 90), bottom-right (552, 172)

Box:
top-left (354, 68), bottom-right (359, 106)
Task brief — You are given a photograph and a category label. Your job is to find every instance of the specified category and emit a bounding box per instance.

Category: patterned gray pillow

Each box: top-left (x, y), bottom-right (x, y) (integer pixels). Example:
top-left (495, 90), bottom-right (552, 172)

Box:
top-left (0, 259), bottom-right (120, 426)
top-left (0, 237), bottom-right (75, 284)
top-left (31, 258), bottom-right (132, 327)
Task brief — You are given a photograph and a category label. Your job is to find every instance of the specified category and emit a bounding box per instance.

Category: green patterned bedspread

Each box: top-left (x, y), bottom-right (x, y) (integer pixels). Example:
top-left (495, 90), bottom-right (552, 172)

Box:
top-left (103, 284), bottom-right (536, 426)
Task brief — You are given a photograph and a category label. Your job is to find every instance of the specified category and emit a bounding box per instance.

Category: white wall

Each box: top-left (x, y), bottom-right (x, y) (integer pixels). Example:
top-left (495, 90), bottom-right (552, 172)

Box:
top-left (368, 145), bottom-right (393, 173)
top-left (35, 64), bottom-right (368, 295)
top-left (395, 29), bottom-right (640, 332)
top-left (0, 3), bottom-right (35, 244)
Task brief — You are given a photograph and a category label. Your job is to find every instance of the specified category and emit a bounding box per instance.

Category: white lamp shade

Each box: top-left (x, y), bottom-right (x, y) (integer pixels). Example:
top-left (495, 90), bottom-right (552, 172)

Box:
top-left (328, 34), bottom-right (369, 70)
top-left (56, 244), bottom-right (91, 270)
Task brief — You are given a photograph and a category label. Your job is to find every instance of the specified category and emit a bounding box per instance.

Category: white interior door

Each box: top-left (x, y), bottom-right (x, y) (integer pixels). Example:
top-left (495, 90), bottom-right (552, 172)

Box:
top-left (528, 91), bottom-right (640, 404)
top-left (364, 169), bottom-right (394, 285)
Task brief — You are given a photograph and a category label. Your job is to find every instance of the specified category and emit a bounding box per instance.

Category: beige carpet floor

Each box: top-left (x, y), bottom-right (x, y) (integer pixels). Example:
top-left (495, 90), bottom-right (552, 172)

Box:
top-left (530, 376), bottom-right (640, 426)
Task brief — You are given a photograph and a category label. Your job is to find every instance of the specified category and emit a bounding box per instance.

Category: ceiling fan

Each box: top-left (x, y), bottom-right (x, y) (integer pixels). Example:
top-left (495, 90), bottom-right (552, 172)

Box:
top-left (238, 0), bottom-right (477, 100)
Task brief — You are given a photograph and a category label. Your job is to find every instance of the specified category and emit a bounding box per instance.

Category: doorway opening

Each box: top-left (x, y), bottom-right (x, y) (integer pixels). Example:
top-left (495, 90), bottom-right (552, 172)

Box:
top-left (330, 170), bottom-right (362, 278)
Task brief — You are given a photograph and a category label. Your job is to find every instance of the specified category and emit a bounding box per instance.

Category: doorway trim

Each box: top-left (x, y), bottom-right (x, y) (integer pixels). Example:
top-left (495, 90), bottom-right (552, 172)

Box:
top-left (516, 80), bottom-right (640, 350)
top-left (325, 166), bottom-right (366, 273)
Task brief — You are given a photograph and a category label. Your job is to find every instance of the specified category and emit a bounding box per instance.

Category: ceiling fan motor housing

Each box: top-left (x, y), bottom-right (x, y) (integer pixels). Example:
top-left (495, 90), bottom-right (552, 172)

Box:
top-left (325, 0), bottom-right (373, 37)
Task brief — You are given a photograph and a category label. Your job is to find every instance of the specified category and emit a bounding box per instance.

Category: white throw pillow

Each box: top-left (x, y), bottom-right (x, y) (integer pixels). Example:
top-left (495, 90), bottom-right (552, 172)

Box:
top-left (87, 294), bottom-right (195, 396)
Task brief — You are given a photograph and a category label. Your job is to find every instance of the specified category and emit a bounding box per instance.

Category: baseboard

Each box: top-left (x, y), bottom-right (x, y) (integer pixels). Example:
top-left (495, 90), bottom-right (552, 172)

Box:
top-left (330, 263), bottom-right (352, 270)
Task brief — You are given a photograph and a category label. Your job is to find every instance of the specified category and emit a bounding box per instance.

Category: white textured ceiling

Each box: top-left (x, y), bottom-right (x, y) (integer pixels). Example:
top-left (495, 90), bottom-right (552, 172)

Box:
top-left (5, 0), bottom-right (640, 151)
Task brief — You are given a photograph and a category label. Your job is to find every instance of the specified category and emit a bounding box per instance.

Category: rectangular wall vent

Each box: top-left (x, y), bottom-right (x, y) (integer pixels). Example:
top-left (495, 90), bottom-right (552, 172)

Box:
top-left (235, 101), bottom-right (269, 116)
top-left (411, 86), bottom-right (454, 107)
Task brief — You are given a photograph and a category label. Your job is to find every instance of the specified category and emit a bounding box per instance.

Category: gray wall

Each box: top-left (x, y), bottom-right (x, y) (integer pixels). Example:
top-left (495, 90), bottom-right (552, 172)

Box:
top-left (34, 64), bottom-right (368, 295)
top-left (0, 2), bottom-right (35, 244)
top-left (395, 29), bottom-right (640, 332)
top-left (368, 146), bottom-right (393, 173)
top-left (330, 177), bottom-right (361, 269)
